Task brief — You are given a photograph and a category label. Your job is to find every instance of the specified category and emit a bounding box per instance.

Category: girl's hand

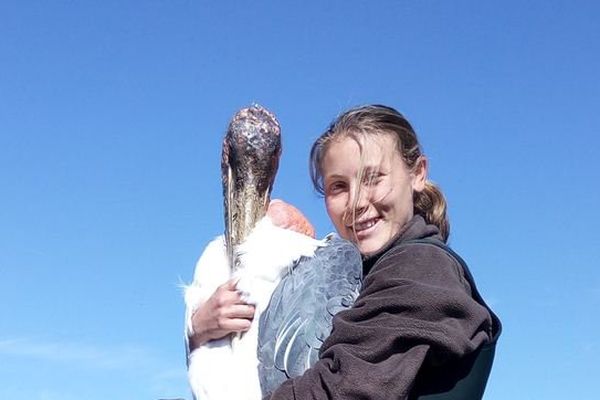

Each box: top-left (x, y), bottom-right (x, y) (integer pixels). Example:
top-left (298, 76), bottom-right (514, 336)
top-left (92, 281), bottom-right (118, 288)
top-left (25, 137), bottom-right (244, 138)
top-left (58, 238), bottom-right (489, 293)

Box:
top-left (189, 279), bottom-right (255, 350)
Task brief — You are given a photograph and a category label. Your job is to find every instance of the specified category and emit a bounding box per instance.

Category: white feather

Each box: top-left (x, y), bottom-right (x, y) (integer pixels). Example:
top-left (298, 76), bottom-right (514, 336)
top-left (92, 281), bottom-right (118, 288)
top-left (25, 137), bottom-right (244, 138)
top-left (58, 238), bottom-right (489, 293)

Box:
top-left (184, 216), bottom-right (324, 400)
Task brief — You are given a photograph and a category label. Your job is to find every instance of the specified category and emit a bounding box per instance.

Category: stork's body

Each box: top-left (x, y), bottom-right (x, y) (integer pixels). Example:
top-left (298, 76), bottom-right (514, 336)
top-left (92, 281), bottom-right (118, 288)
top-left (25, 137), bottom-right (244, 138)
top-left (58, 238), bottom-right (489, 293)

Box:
top-left (185, 217), bottom-right (325, 399)
top-left (184, 105), bottom-right (362, 400)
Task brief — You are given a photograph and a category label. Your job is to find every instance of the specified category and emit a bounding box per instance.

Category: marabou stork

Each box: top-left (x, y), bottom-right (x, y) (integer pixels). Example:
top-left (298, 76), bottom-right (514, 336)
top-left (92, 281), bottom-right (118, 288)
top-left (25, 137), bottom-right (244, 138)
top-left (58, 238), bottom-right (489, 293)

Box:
top-left (184, 105), bottom-right (362, 400)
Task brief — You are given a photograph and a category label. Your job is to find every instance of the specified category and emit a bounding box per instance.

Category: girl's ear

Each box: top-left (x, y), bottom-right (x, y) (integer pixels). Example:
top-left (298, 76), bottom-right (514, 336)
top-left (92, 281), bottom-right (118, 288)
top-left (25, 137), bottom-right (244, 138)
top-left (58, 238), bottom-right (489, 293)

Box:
top-left (411, 156), bottom-right (428, 192)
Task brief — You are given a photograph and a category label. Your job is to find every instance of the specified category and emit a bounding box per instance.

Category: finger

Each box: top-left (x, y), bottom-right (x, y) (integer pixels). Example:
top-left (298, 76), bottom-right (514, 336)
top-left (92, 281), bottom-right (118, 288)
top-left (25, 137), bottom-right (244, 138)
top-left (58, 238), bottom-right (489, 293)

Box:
top-left (215, 289), bottom-right (248, 306)
top-left (216, 280), bottom-right (250, 303)
top-left (218, 318), bottom-right (252, 333)
top-left (222, 278), bottom-right (239, 290)
top-left (223, 304), bottom-right (255, 319)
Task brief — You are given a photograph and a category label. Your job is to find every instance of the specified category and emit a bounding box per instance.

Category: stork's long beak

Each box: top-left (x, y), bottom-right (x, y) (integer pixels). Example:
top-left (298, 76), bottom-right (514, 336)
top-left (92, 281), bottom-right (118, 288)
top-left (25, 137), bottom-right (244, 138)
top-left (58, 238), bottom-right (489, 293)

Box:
top-left (221, 105), bottom-right (281, 272)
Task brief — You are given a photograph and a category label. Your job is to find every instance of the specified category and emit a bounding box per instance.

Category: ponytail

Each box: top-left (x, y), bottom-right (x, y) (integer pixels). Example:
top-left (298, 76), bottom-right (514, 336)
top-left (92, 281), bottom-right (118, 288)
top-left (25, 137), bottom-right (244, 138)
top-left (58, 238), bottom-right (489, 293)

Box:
top-left (413, 180), bottom-right (450, 242)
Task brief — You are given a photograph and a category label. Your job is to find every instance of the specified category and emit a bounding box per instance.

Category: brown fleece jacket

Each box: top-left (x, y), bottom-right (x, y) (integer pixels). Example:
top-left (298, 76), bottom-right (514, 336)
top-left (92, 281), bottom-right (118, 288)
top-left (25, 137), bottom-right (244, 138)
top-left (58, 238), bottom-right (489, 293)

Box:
top-left (268, 215), bottom-right (493, 400)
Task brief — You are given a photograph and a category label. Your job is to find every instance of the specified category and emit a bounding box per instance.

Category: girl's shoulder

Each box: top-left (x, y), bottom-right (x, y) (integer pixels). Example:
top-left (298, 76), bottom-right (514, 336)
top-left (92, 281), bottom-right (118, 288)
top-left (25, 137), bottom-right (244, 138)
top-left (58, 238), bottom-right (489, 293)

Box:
top-left (366, 238), bottom-right (471, 293)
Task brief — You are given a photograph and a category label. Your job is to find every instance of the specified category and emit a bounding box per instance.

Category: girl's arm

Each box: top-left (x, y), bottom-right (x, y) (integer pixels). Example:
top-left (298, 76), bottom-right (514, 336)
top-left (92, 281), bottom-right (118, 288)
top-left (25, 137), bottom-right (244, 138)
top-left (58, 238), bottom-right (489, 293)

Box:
top-left (268, 243), bottom-right (493, 400)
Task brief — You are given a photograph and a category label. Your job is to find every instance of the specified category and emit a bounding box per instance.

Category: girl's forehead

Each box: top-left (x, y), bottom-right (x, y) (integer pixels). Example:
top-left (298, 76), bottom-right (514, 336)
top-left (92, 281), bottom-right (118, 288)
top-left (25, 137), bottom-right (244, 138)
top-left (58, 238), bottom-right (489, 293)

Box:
top-left (323, 134), bottom-right (400, 172)
top-left (331, 134), bottom-right (397, 159)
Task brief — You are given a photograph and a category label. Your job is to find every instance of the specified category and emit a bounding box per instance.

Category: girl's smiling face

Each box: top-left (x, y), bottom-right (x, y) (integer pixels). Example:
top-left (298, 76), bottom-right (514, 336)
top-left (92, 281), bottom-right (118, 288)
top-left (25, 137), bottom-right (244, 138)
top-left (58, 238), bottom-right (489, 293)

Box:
top-left (321, 134), bottom-right (427, 256)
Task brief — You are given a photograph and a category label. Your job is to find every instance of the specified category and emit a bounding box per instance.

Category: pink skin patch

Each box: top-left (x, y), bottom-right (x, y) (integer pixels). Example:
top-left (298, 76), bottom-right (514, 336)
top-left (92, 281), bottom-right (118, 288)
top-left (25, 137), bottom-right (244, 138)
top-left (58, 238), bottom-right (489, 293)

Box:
top-left (267, 199), bottom-right (316, 238)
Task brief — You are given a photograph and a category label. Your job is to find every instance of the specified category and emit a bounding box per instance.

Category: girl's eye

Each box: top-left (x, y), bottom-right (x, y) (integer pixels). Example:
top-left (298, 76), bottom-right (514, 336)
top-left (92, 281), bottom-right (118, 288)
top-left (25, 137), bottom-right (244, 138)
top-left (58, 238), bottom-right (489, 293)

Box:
top-left (363, 171), bottom-right (382, 186)
top-left (327, 181), bottom-right (347, 195)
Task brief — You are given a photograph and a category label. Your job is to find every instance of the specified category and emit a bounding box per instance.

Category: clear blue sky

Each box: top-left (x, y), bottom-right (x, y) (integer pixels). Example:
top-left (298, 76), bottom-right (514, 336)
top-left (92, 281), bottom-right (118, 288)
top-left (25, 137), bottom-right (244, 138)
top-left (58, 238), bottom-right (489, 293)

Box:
top-left (1, 1), bottom-right (598, 399)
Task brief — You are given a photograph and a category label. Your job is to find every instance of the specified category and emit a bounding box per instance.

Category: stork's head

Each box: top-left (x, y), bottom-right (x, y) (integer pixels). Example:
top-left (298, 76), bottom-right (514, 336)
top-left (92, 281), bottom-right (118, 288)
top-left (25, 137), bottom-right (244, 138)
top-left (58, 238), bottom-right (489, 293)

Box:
top-left (222, 105), bottom-right (282, 270)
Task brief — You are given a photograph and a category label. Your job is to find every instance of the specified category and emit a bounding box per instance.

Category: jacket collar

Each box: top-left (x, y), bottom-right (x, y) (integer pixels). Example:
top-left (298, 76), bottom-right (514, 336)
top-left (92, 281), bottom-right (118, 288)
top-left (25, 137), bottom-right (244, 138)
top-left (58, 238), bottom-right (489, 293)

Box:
top-left (362, 214), bottom-right (442, 274)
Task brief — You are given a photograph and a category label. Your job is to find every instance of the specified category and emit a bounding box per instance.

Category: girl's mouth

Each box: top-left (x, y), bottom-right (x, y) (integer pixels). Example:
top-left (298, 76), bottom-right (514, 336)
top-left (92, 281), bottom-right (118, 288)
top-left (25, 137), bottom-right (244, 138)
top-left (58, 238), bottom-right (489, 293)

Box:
top-left (352, 217), bottom-right (381, 237)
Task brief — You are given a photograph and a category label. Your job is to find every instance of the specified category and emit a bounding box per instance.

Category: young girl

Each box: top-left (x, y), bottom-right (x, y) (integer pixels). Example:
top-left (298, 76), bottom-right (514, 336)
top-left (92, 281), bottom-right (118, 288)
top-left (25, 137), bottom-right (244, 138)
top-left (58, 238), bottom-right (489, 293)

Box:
top-left (190, 104), bottom-right (500, 399)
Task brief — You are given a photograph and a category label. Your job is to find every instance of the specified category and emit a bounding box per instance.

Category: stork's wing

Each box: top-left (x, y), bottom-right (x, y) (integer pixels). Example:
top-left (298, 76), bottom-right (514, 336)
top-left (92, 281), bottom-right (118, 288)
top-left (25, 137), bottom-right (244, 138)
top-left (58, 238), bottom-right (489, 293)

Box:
top-left (257, 234), bottom-right (362, 396)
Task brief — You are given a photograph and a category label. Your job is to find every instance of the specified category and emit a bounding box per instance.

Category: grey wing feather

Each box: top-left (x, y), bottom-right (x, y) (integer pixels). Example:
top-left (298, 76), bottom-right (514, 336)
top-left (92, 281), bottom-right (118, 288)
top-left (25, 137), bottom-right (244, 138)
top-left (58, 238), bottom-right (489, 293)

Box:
top-left (257, 234), bottom-right (362, 397)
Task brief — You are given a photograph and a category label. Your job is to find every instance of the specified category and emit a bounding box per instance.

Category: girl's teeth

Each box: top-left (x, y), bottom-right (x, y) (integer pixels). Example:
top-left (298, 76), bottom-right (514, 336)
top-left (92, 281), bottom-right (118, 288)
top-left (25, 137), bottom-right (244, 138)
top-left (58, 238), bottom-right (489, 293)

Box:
top-left (356, 219), bottom-right (376, 230)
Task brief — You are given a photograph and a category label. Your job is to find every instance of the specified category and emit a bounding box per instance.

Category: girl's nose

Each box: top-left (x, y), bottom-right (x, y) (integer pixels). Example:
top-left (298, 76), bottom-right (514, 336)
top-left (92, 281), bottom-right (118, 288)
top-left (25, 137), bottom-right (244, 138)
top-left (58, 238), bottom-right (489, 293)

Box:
top-left (349, 181), bottom-right (372, 209)
top-left (344, 186), bottom-right (370, 225)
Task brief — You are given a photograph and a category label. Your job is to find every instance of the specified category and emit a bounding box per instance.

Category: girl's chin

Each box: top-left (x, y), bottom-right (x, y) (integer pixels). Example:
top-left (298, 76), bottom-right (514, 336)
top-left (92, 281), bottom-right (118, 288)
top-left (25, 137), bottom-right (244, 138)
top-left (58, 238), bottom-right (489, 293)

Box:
top-left (356, 229), bottom-right (401, 256)
top-left (356, 239), bottom-right (385, 256)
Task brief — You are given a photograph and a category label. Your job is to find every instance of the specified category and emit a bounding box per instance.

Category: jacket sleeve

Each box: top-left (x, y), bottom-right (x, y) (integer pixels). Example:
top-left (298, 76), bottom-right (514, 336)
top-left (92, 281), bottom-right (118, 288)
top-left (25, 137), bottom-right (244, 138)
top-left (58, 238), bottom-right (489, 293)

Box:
top-left (268, 244), bottom-right (493, 400)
